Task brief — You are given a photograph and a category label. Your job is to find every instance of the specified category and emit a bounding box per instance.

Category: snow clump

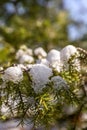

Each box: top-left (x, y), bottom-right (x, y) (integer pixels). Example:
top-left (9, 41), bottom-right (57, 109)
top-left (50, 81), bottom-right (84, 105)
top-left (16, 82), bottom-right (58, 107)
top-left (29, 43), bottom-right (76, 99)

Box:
top-left (36, 58), bottom-right (49, 66)
top-left (47, 49), bottom-right (60, 63)
top-left (2, 66), bottom-right (23, 83)
top-left (51, 76), bottom-right (68, 90)
top-left (46, 49), bottom-right (62, 72)
top-left (16, 45), bottom-right (33, 64)
top-left (60, 45), bottom-right (80, 71)
top-left (60, 45), bottom-right (78, 63)
top-left (34, 47), bottom-right (47, 59)
top-left (19, 54), bottom-right (34, 64)
top-left (29, 64), bottom-right (53, 93)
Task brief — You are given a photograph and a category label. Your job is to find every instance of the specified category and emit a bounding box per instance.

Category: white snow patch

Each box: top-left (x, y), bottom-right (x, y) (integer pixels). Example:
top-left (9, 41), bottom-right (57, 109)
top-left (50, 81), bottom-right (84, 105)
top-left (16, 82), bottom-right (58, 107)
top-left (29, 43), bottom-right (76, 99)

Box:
top-left (47, 49), bottom-right (60, 63)
top-left (60, 45), bottom-right (78, 62)
top-left (2, 66), bottom-right (23, 83)
top-left (34, 47), bottom-right (47, 59)
top-left (29, 64), bottom-right (53, 93)
top-left (51, 76), bottom-right (68, 89)
top-left (19, 54), bottom-right (34, 64)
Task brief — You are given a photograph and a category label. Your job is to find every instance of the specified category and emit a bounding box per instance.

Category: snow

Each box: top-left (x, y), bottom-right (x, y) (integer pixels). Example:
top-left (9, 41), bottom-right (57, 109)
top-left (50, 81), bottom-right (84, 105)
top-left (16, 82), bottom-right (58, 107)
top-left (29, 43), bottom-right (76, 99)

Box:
top-left (17, 64), bottom-right (26, 71)
top-left (60, 45), bottom-right (80, 71)
top-left (2, 66), bottom-right (23, 83)
top-left (16, 46), bottom-right (33, 64)
top-left (51, 76), bottom-right (68, 89)
top-left (60, 45), bottom-right (78, 62)
top-left (16, 49), bottom-right (24, 59)
top-left (29, 64), bottom-right (53, 93)
top-left (50, 61), bottom-right (63, 73)
top-left (36, 58), bottom-right (49, 66)
top-left (47, 49), bottom-right (60, 63)
top-left (34, 47), bottom-right (47, 59)
top-left (26, 48), bottom-right (33, 56)
top-left (19, 54), bottom-right (34, 64)
top-left (46, 49), bottom-right (62, 72)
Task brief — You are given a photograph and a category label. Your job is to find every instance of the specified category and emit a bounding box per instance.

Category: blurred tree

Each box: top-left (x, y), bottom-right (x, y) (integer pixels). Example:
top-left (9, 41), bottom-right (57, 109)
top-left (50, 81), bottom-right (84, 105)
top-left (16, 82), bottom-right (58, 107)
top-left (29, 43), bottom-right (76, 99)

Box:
top-left (0, 0), bottom-right (69, 52)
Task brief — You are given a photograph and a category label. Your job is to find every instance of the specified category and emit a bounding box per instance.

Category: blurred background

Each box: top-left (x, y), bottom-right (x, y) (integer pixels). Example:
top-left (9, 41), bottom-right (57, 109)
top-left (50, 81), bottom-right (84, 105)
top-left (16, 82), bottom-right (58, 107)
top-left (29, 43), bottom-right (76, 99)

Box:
top-left (0, 0), bottom-right (87, 63)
